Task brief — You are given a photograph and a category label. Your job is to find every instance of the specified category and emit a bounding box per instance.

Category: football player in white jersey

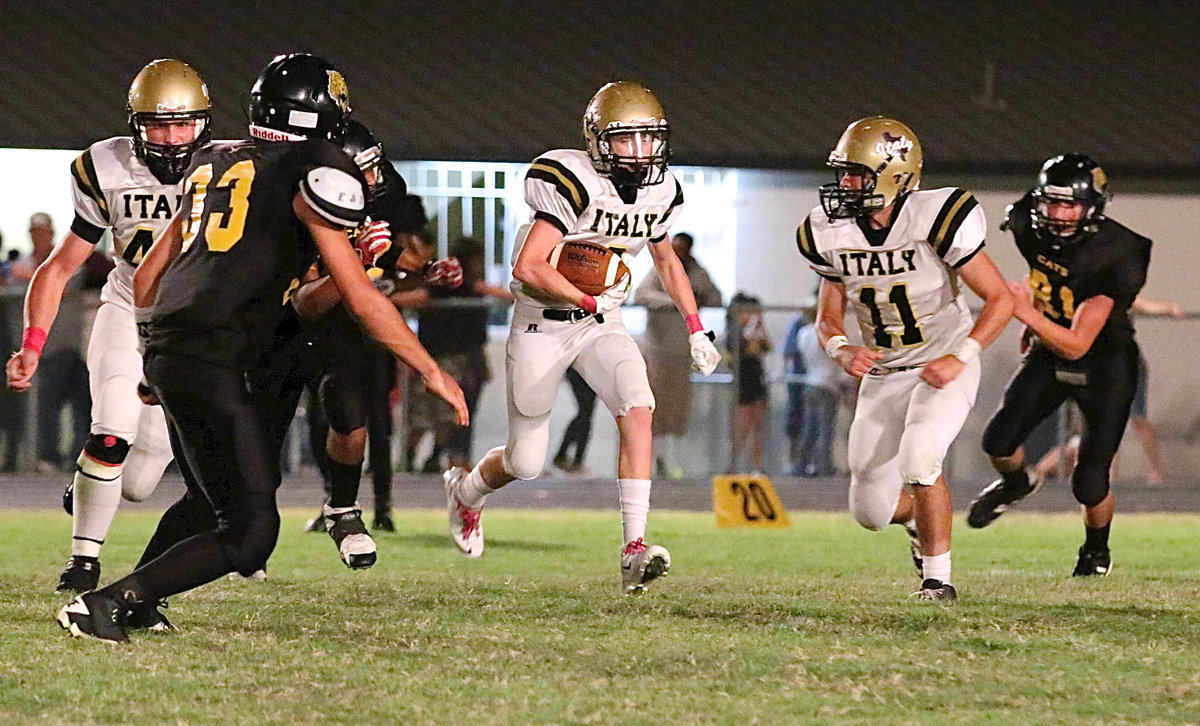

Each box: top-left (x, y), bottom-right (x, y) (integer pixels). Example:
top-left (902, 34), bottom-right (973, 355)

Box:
top-left (797, 117), bottom-right (1013, 600)
top-left (444, 81), bottom-right (721, 593)
top-left (6, 59), bottom-right (210, 593)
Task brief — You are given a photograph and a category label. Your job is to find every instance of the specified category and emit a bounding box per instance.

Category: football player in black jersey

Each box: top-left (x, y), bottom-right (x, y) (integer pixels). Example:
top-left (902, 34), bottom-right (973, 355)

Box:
top-left (56, 54), bottom-right (467, 643)
top-left (969, 154), bottom-right (1151, 577)
top-left (273, 120), bottom-right (463, 561)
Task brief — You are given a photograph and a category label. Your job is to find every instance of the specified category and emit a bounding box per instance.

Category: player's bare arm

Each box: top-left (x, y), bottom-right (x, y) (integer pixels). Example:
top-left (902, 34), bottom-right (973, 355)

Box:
top-left (290, 266), bottom-right (341, 319)
top-left (816, 278), bottom-right (883, 378)
top-left (131, 213), bottom-right (184, 309)
top-left (646, 235), bottom-right (720, 373)
top-left (920, 251), bottom-right (1015, 389)
top-left (645, 233), bottom-right (701, 319)
top-left (1010, 279), bottom-right (1113, 361)
top-left (511, 218), bottom-right (590, 307)
top-left (295, 194), bottom-right (469, 426)
top-left (5, 232), bottom-right (96, 390)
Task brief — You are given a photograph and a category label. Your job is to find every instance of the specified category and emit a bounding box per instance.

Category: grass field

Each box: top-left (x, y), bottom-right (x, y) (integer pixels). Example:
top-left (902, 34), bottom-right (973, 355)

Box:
top-left (2, 508), bottom-right (1200, 725)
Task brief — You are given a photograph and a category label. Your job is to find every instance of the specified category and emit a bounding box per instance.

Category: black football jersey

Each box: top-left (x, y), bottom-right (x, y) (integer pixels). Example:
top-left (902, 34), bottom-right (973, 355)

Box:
top-left (1007, 192), bottom-right (1151, 358)
top-left (149, 138), bottom-right (367, 368)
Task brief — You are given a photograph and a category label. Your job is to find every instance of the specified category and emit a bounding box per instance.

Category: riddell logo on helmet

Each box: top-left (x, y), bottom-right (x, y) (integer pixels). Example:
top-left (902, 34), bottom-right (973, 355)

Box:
top-left (875, 133), bottom-right (912, 160)
top-left (249, 124), bottom-right (306, 142)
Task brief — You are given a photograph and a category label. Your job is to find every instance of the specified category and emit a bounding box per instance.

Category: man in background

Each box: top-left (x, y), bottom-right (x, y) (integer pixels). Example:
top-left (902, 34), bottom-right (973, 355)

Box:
top-left (634, 232), bottom-right (722, 477)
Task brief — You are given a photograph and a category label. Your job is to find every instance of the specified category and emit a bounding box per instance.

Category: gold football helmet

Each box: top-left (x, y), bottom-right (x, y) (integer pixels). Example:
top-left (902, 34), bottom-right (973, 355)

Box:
top-left (127, 59), bottom-right (211, 183)
top-left (583, 81), bottom-right (670, 187)
top-left (818, 116), bottom-right (922, 219)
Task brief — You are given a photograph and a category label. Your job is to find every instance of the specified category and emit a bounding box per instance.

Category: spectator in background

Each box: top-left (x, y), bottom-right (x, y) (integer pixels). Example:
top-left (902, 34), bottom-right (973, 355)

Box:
top-left (796, 305), bottom-right (847, 476)
top-left (781, 308), bottom-right (809, 475)
top-left (396, 237), bottom-right (512, 471)
top-left (553, 368), bottom-right (598, 474)
top-left (635, 232), bottom-right (722, 477)
top-left (727, 293), bottom-right (771, 473)
top-left (11, 212), bottom-right (55, 282)
top-left (1118, 295), bottom-right (1185, 483)
top-left (0, 234), bottom-right (19, 469)
top-left (0, 250), bottom-right (19, 285)
top-left (21, 214), bottom-right (92, 471)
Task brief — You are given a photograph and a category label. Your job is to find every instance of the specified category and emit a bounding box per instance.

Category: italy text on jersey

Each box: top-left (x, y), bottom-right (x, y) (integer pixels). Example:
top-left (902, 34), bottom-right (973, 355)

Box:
top-left (797, 187), bottom-right (985, 367)
top-left (515, 148), bottom-right (683, 308)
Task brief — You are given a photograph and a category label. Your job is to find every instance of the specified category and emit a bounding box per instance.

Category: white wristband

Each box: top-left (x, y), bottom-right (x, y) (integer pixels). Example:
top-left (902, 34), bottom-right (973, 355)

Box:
top-left (952, 337), bottom-right (982, 363)
top-left (823, 335), bottom-right (849, 359)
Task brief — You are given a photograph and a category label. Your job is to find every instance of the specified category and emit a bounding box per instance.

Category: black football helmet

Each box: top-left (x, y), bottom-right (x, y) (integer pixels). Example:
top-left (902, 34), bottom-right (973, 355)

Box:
top-left (248, 53), bottom-right (351, 143)
top-left (1030, 154), bottom-right (1109, 237)
top-left (341, 119), bottom-right (389, 200)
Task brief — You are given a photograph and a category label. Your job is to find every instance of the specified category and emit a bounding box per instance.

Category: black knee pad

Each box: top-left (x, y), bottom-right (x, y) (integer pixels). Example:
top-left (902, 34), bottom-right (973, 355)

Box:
top-left (1071, 465), bottom-right (1110, 507)
top-left (220, 495), bottom-right (281, 575)
top-left (981, 419), bottom-right (1019, 459)
top-left (319, 376), bottom-right (367, 435)
top-left (83, 434), bottom-right (131, 465)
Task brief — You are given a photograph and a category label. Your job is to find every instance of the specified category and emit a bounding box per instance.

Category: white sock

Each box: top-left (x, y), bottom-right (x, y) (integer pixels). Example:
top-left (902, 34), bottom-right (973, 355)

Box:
top-left (923, 551), bottom-right (951, 584)
top-left (617, 478), bottom-right (651, 545)
top-left (457, 466), bottom-right (495, 509)
top-left (72, 470), bottom-right (123, 558)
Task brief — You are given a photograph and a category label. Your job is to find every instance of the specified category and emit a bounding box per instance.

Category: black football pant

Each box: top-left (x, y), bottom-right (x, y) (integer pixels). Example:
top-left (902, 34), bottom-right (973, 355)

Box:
top-left (982, 344), bottom-right (1139, 507)
top-left (100, 353), bottom-right (283, 606)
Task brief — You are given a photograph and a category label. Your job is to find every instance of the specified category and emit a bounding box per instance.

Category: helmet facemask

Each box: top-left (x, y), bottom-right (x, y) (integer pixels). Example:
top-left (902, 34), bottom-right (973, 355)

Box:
top-left (352, 143), bottom-right (387, 201)
top-left (819, 162), bottom-right (887, 219)
top-left (130, 111), bottom-right (210, 184)
top-left (593, 125), bottom-right (670, 188)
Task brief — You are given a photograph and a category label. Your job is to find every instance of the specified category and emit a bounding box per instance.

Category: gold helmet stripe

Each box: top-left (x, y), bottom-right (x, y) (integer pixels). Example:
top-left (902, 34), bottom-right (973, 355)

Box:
top-left (795, 215), bottom-right (826, 267)
top-left (528, 158), bottom-right (588, 217)
top-left (71, 149), bottom-right (109, 217)
top-left (930, 189), bottom-right (978, 258)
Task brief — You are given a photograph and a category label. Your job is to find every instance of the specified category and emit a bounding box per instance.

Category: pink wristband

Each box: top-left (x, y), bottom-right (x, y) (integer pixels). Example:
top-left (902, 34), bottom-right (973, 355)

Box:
top-left (579, 295), bottom-right (597, 314)
top-left (685, 314), bottom-right (704, 334)
top-left (21, 327), bottom-right (47, 354)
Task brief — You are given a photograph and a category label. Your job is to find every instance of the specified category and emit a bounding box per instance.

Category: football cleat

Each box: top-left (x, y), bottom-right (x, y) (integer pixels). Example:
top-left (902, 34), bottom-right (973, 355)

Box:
top-left (1072, 546), bottom-right (1112, 577)
top-left (904, 522), bottom-right (923, 578)
top-left (620, 538), bottom-right (671, 595)
top-left (324, 504), bottom-right (377, 569)
top-left (62, 481), bottom-right (74, 515)
top-left (303, 509), bottom-right (327, 532)
top-left (966, 471), bottom-right (1041, 529)
top-left (227, 569), bottom-right (268, 583)
top-left (444, 466), bottom-right (483, 558)
top-left (56, 591), bottom-right (130, 643)
top-left (56, 555), bottom-right (101, 593)
top-left (126, 600), bottom-right (175, 633)
top-left (912, 578), bottom-right (957, 601)
top-left (372, 511), bottom-right (396, 533)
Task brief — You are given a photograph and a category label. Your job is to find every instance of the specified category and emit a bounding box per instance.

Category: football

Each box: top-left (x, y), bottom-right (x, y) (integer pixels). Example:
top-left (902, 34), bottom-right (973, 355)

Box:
top-left (549, 241), bottom-right (630, 296)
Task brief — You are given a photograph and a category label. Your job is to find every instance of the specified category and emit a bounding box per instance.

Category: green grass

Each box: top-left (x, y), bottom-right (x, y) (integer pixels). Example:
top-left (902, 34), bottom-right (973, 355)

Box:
top-left (2, 509), bottom-right (1200, 725)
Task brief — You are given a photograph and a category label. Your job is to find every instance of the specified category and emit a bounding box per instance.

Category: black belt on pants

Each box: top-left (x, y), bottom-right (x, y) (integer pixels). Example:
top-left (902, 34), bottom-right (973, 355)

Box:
top-left (542, 308), bottom-right (605, 324)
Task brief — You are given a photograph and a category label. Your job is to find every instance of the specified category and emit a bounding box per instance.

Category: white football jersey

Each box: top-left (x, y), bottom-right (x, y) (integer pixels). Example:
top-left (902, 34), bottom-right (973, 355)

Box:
top-left (515, 148), bottom-right (683, 307)
top-left (70, 136), bottom-right (185, 305)
top-left (798, 187), bottom-right (986, 367)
